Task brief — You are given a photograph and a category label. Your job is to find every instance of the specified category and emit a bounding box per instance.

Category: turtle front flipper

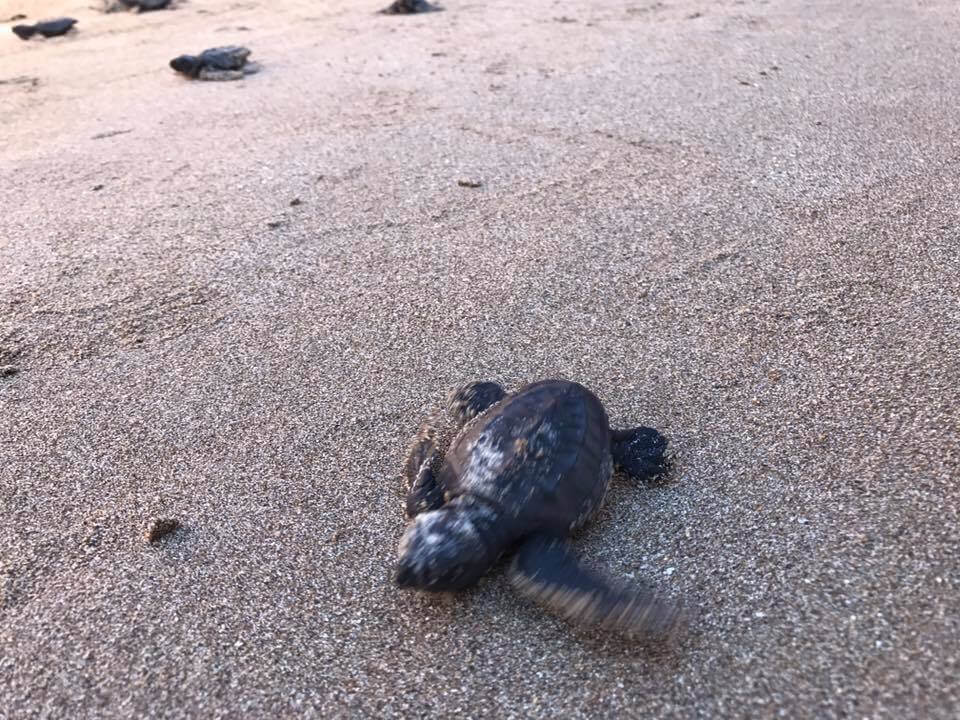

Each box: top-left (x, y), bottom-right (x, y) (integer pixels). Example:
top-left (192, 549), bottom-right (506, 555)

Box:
top-left (446, 381), bottom-right (506, 426)
top-left (403, 408), bottom-right (448, 517)
top-left (508, 534), bottom-right (688, 638)
top-left (197, 68), bottom-right (246, 82)
top-left (611, 426), bottom-right (671, 482)
top-left (403, 382), bottom-right (506, 517)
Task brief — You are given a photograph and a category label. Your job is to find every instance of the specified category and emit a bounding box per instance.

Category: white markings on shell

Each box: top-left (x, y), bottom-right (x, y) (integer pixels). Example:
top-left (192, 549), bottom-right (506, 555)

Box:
top-left (460, 431), bottom-right (507, 495)
top-left (415, 458), bottom-right (432, 488)
top-left (528, 421), bottom-right (558, 459)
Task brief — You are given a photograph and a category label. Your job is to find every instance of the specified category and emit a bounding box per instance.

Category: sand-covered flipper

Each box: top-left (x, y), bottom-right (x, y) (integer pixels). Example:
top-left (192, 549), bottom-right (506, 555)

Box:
top-left (509, 534), bottom-right (687, 637)
top-left (446, 381), bottom-right (506, 426)
top-left (611, 426), bottom-right (671, 482)
top-left (403, 408), bottom-right (448, 517)
top-left (403, 382), bottom-right (506, 517)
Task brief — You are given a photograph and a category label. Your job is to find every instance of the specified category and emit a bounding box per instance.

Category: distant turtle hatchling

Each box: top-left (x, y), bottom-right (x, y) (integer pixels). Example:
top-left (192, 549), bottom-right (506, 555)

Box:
top-left (102, 0), bottom-right (172, 11)
top-left (169, 46), bottom-right (260, 81)
top-left (396, 379), bottom-right (689, 638)
top-left (380, 0), bottom-right (442, 14)
top-left (11, 18), bottom-right (77, 40)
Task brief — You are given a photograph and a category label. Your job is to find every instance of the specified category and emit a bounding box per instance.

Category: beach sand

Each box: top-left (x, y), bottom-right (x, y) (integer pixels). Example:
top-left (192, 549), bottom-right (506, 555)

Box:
top-left (1, 0), bottom-right (958, 716)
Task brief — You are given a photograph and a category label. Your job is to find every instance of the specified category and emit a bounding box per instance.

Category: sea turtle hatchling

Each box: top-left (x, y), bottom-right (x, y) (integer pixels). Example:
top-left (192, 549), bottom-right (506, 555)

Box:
top-left (102, 0), bottom-right (173, 12)
top-left (12, 18), bottom-right (77, 40)
top-left (396, 379), bottom-right (689, 638)
top-left (380, 0), bottom-right (441, 14)
top-left (169, 46), bottom-right (260, 81)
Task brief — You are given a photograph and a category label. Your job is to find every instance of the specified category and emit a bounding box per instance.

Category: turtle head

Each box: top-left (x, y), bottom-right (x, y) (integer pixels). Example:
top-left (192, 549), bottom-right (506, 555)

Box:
top-left (12, 25), bottom-right (36, 40)
top-left (169, 54), bottom-right (202, 77)
top-left (447, 381), bottom-right (506, 425)
top-left (394, 507), bottom-right (493, 592)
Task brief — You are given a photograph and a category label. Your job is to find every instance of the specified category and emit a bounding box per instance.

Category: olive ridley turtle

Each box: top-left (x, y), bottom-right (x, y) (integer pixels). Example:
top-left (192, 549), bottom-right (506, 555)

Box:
top-left (396, 379), bottom-right (688, 637)
top-left (12, 18), bottom-right (77, 40)
top-left (103, 0), bottom-right (173, 12)
top-left (380, 0), bottom-right (441, 14)
top-left (170, 46), bottom-right (260, 81)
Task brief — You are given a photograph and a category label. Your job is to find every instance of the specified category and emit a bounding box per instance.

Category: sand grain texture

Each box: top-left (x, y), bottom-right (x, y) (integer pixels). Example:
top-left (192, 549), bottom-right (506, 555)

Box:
top-left (1, 0), bottom-right (959, 717)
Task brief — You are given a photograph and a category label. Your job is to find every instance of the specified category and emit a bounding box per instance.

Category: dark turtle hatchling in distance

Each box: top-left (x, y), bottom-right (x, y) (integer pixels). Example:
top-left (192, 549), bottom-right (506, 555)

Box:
top-left (12, 18), bottom-right (77, 40)
top-left (170, 46), bottom-right (260, 81)
top-left (124, 0), bottom-right (173, 10)
top-left (102, 0), bottom-right (173, 11)
top-left (380, 0), bottom-right (442, 14)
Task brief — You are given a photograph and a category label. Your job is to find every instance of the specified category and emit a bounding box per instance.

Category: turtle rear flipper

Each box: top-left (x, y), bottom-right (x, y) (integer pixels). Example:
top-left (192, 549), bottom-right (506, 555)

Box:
top-left (509, 534), bottom-right (687, 638)
top-left (611, 426), bottom-right (670, 482)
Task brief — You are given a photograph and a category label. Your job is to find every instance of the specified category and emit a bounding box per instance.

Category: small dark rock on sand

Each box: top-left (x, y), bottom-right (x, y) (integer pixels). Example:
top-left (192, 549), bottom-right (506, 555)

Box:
top-left (380, 0), bottom-right (441, 14)
top-left (12, 18), bottom-right (77, 40)
top-left (144, 518), bottom-right (180, 543)
top-left (0, 76), bottom-right (38, 88)
top-left (457, 179), bottom-right (483, 188)
top-left (170, 46), bottom-right (260, 81)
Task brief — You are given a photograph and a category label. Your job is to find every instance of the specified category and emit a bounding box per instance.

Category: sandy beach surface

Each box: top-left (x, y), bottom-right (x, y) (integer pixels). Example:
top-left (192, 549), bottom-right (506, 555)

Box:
top-left (2, 0), bottom-right (958, 717)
